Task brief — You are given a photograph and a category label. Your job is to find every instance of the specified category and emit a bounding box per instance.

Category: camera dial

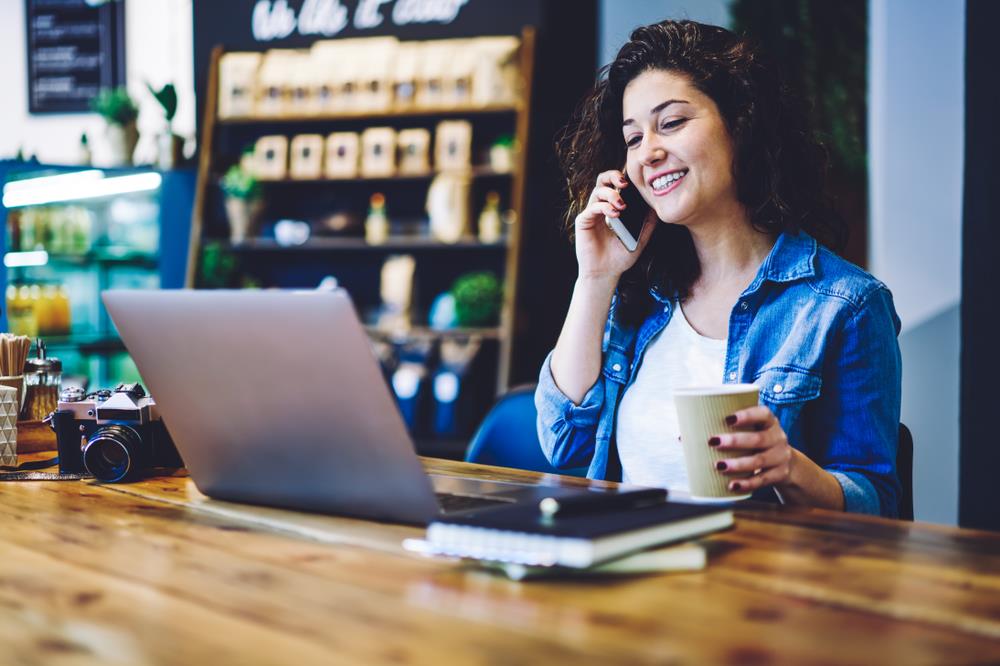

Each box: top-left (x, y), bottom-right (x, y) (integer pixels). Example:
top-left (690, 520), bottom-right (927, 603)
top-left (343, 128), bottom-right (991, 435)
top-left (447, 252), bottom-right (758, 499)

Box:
top-left (60, 387), bottom-right (86, 403)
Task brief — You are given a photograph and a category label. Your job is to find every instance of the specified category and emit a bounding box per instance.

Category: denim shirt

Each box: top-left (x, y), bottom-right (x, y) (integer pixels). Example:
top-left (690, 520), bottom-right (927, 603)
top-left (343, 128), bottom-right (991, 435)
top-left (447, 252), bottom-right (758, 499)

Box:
top-left (535, 231), bottom-right (903, 517)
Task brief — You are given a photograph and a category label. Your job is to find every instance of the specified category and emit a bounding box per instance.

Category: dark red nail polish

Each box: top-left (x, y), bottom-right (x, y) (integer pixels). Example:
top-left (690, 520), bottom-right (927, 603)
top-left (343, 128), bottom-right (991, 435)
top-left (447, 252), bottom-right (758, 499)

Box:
top-left (708, 437), bottom-right (720, 447)
top-left (732, 483), bottom-right (742, 491)
top-left (725, 415), bottom-right (737, 426)
top-left (716, 461), bottom-right (727, 471)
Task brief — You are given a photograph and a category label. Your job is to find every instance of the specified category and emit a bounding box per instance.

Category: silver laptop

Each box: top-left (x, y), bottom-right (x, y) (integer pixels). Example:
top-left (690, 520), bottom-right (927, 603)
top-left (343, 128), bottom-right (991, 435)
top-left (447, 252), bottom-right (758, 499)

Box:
top-left (103, 289), bottom-right (580, 524)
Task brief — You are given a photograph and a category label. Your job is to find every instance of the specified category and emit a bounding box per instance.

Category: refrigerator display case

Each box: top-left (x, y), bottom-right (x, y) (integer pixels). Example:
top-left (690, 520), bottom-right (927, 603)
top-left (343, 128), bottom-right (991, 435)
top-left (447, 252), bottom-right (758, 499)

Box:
top-left (1, 162), bottom-right (194, 389)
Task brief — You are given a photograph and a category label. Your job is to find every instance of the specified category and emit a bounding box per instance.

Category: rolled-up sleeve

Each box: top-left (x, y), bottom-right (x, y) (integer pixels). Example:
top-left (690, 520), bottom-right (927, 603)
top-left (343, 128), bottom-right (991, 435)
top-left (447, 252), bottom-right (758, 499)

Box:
top-left (821, 286), bottom-right (903, 517)
top-left (535, 352), bottom-right (604, 469)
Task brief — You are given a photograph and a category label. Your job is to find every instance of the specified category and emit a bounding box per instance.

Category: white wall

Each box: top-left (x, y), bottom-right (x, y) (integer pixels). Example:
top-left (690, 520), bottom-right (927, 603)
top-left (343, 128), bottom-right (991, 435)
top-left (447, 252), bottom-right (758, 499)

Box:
top-left (599, 0), bottom-right (731, 67)
top-left (869, 0), bottom-right (964, 333)
top-left (868, 0), bottom-right (964, 525)
top-left (1, 0), bottom-right (196, 166)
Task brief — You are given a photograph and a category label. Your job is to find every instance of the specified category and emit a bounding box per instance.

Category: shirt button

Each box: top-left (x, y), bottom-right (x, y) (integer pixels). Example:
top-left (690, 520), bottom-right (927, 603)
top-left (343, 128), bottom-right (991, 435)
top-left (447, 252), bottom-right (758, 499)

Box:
top-left (740, 301), bottom-right (749, 311)
top-left (612, 363), bottom-right (622, 372)
top-left (728, 371), bottom-right (737, 381)
top-left (773, 384), bottom-right (784, 393)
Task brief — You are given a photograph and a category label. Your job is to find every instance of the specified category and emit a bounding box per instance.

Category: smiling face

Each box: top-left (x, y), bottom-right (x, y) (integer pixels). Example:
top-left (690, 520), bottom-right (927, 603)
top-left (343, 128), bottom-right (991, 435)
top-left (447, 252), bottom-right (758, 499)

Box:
top-left (621, 68), bottom-right (742, 229)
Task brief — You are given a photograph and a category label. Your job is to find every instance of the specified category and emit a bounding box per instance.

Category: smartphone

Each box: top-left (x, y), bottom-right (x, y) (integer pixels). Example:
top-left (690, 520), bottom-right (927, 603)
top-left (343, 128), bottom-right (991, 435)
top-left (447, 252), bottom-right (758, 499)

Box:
top-left (605, 170), bottom-right (645, 252)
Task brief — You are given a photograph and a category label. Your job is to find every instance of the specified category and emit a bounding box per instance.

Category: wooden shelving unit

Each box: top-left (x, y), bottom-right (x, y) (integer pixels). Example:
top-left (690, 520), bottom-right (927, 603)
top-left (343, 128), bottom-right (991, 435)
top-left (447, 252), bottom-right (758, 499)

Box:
top-left (186, 30), bottom-right (537, 445)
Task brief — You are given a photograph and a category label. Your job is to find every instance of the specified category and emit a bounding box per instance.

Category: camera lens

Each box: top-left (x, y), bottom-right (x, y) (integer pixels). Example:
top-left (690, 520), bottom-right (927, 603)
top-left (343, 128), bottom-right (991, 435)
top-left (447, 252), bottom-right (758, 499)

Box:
top-left (82, 425), bottom-right (142, 482)
top-left (100, 443), bottom-right (128, 468)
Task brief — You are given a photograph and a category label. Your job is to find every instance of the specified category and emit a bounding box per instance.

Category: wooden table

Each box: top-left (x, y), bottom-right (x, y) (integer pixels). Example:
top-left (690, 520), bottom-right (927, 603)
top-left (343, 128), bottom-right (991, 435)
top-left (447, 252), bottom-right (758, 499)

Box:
top-left (1, 457), bottom-right (999, 665)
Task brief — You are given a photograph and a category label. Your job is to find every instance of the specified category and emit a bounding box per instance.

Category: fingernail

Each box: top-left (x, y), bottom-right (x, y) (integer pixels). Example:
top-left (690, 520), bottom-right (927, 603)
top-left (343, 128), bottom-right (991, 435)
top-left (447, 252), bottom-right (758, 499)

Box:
top-left (725, 415), bottom-right (737, 426)
top-left (708, 437), bottom-right (721, 447)
top-left (716, 461), bottom-right (727, 471)
top-left (731, 482), bottom-right (742, 491)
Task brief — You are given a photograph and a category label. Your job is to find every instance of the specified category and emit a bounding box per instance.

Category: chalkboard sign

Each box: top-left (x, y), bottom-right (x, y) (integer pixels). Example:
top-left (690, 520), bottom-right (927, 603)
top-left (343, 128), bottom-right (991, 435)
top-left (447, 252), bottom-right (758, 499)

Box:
top-left (26, 0), bottom-right (126, 114)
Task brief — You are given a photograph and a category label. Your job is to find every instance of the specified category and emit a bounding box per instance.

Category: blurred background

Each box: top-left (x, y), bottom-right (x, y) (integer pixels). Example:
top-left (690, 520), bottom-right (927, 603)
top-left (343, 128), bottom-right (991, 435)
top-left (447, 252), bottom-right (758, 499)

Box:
top-left (2, 0), bottom-right (990, 530)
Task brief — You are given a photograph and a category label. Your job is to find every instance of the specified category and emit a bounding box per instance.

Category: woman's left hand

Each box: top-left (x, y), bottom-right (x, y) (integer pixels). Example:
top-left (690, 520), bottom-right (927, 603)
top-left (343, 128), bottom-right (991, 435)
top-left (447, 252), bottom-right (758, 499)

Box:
top-left (710, 406), bottom-right (795, 494)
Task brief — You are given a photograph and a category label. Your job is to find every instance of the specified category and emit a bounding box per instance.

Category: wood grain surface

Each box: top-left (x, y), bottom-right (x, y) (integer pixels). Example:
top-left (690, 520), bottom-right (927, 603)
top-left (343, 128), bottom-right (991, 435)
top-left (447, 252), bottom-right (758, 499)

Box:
top-left (1, 456), bottom-right (998, 665)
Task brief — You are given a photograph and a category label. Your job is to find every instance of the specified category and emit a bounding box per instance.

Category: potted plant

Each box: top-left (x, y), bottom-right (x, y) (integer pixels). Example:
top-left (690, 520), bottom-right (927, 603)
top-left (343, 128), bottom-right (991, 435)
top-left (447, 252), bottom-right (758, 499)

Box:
top-left (198, 241), bottom-right (238, 288)
top-left (451, 271), bottom-right (503, 327)
top-left (220, 162), bottom-right (263, 243)
top-left (90, 87), bottom-right (139, 166)
top-left (147, 82), bottom-right (184, 168)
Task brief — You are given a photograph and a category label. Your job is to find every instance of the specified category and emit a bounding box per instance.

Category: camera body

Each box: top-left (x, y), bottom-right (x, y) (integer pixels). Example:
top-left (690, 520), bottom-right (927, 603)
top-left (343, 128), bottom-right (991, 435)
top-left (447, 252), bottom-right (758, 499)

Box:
top-left (50, 383), bottom-right (182, 482)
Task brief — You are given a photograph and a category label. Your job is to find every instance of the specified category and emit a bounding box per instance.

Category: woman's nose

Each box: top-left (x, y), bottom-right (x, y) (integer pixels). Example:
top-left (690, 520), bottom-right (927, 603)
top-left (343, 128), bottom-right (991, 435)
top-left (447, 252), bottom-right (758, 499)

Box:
top-left (638, 138), bottom-right (667, 166)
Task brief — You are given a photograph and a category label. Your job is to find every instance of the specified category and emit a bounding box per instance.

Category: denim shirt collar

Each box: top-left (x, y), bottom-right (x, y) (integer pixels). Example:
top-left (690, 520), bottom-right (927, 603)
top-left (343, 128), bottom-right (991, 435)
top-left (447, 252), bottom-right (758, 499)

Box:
top-left (745, 230), bottom-right (818, 293)
top-left (648, 230), bottom-right (818, 303)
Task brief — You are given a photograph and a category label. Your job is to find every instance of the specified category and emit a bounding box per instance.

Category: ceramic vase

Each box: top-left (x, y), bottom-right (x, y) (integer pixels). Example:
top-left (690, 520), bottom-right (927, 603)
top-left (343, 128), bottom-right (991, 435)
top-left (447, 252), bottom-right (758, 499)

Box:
top-left (0, 385), bottom-right (18, 467)
top-left (105, 121), bottom-right (139, 167)
top-left (157, 132), bottom-right (185, 169)
top-left (225, 197), bottom-right (263, 243)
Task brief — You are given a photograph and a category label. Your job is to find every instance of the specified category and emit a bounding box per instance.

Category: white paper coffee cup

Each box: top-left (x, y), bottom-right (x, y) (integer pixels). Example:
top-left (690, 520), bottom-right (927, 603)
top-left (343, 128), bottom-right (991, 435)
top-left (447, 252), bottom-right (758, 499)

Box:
top-left (674, 384), bottom-right (760, 501)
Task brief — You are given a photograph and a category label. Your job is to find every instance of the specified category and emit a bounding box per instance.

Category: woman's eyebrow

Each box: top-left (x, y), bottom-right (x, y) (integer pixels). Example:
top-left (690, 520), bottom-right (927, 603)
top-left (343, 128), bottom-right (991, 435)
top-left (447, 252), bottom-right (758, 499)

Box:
top-left (622, 99), bottom-right (690, 127)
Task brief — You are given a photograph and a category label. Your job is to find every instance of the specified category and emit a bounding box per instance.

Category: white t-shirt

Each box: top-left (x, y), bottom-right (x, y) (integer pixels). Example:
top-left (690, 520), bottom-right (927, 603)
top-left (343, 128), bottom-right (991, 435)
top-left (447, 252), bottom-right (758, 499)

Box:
top-left (616, 304), bottom-right (727, 489)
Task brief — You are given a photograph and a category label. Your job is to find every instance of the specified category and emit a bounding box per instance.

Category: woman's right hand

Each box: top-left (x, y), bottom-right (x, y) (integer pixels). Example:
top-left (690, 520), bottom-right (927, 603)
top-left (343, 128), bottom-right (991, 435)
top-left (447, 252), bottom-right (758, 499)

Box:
top-left (573, 169), bottom-right (656, 282)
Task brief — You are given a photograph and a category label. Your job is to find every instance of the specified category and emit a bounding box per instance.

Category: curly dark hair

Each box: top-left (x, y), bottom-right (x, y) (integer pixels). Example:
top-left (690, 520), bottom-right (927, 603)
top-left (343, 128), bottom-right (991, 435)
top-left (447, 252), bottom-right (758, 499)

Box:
top-left (555, 20), bottom-right (847, 325)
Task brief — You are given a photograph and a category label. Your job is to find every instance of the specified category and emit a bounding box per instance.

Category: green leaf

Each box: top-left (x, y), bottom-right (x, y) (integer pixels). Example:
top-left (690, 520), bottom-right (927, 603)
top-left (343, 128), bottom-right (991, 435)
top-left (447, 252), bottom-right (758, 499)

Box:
top-left (90, 87), bottom-right (139, 125)
top-left (146, 82), bottom-right (178, 122)
top-left (220, 163), bottom-right (261, 200)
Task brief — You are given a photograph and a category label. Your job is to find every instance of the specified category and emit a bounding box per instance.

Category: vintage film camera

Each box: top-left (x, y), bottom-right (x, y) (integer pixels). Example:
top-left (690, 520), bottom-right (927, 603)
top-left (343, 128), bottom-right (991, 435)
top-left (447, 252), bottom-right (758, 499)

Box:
top-left (49, 383), bottom-right (182, 483)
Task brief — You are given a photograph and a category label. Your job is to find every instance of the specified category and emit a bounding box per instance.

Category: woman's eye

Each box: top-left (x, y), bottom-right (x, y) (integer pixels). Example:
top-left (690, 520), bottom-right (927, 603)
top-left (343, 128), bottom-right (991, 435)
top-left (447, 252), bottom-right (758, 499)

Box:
top-left (661, 118), bottom-right (686, 131)
top-left (625, 135), bottom-right (641, 148)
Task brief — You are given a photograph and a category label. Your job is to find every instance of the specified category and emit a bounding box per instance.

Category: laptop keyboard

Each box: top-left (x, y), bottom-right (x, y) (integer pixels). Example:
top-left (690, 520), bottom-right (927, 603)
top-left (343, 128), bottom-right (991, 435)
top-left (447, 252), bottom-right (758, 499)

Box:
top-left (435, 492), bottom-right (514, 514)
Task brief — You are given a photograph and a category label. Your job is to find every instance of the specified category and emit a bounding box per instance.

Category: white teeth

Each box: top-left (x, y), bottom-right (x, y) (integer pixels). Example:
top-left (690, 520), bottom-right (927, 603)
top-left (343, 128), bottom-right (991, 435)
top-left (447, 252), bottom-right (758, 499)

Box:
top-left (651, 170), bottom-right (687, 191)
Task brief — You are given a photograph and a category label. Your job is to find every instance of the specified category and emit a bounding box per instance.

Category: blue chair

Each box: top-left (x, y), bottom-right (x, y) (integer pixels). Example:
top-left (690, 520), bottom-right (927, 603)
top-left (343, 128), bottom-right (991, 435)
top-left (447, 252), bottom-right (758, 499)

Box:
top-left (465, 384), bottom-right (588, 477)
top-left (898, 423), bottom-right (914, 521)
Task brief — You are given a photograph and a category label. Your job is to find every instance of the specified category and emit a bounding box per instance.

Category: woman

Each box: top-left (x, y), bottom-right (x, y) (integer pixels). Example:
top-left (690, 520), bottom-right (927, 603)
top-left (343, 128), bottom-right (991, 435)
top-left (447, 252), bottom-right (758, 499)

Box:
top-left (535, 20), bottom-right (902, 517)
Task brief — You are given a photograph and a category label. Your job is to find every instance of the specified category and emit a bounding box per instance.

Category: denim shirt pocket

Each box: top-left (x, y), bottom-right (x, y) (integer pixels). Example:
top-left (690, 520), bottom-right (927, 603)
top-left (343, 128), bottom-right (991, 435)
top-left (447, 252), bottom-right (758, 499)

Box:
top-left (754, 366), bottom-right (822, 429)
top-left (601, 346), bottom-right (630, 385)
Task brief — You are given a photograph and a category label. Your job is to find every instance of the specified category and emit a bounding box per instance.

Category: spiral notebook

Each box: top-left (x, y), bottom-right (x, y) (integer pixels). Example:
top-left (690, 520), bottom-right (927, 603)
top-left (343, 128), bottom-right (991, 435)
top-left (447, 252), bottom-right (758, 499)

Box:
top-left (424, 500), bottom-right (734, 569)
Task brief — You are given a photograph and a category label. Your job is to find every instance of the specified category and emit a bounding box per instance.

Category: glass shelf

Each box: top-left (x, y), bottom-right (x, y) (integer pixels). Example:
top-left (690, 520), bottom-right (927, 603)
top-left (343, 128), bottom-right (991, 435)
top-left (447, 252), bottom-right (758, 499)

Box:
top-left (216, 103), bottom-right (521, 125)
top-left (5, 248), bottom-right (158, 269)
top-left (250, 166), bottom-right (513, 185)
top-left (364, 325), bottom-right (503, 342)
top-left (41, 332), bottom-right (125, 354)
top-left (223, 237), bottom-right (509, 252)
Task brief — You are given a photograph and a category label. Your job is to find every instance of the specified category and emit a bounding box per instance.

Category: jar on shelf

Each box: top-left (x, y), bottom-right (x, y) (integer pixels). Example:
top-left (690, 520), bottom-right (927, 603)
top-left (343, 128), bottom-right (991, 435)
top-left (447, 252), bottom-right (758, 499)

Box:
top-left (19, 209), bottom-right (37, 250)
top-left (7, 209), bottom-right (22, 252)
top-left (6, 285), bottom-right (38, 338)
top-left (35, 285), bottom-right (56, 336)
top-left (53, 286), bottom-right (72, 335)
top-left (31, 284), bottom-right (71, 337)
top-left (22, 343), bottom-right (61, 422)
top-left (70, 207), bottom-right (93, 254)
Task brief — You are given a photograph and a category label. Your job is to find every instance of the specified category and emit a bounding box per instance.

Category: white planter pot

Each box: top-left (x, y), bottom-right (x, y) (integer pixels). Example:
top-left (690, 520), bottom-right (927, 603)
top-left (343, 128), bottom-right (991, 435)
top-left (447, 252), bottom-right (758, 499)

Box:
top-left (105, 121), bottom-right (139, 167)
top-left (225, 197), bottom-right (263, 243)
top-left (157, 132), bottom-right (185, 169)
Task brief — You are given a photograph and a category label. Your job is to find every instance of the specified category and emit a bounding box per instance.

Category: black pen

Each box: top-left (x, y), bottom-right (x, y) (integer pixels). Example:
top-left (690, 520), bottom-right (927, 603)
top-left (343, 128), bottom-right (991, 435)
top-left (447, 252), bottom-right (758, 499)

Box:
top-left (538, 488), bottom-right (667, 518)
